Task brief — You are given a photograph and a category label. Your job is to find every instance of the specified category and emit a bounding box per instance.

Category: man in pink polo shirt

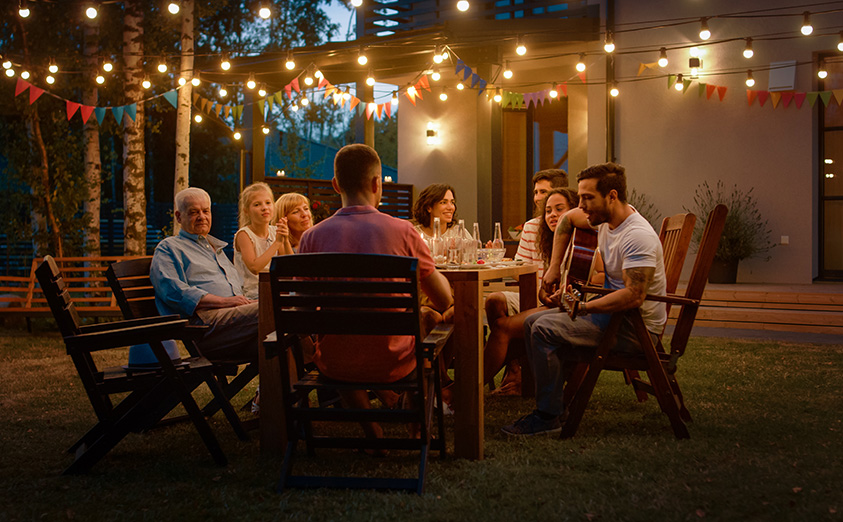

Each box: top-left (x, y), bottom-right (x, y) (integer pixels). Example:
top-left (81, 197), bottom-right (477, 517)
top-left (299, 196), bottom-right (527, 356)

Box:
top-left (298, 144), bottom-right (453, 440)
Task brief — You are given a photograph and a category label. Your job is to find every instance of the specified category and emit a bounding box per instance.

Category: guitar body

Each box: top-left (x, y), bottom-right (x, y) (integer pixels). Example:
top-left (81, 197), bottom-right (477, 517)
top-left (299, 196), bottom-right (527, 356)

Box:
top-left (560, 227), bottom-right (599, 319)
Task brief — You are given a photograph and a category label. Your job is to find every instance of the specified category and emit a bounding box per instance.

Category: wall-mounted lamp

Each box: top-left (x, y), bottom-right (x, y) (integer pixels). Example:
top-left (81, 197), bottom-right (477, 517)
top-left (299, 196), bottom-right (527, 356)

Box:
top-left (426, 121), bottom-right (440, 146)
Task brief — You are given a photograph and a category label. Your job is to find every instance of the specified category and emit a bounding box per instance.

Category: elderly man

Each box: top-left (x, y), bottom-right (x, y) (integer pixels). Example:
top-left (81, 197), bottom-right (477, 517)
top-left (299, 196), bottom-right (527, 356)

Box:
top-left (150, 187), bottom-right (258, 364)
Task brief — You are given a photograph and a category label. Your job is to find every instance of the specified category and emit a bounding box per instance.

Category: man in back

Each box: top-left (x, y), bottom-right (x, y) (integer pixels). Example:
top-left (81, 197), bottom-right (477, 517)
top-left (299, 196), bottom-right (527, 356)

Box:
top-left (298, 144), bottom-right (453, 440)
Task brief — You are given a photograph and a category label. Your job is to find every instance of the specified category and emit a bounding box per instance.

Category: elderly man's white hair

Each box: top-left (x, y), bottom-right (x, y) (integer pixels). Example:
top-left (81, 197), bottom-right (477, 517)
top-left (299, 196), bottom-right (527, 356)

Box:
top-left (175, 187), bottom-right (211, 214)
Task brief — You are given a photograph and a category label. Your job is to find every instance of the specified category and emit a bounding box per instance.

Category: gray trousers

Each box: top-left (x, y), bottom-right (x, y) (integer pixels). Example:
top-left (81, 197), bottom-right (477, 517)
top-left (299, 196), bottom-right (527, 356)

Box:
top-left (192, 302), bottom-right (259, 364)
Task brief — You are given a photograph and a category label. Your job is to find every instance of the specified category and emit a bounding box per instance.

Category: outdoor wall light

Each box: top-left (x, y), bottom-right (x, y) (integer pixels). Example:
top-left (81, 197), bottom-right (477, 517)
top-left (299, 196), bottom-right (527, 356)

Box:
top-left (801, 11), bottom-right (813, 36)
top-left (19, 0), bottom-right (30, 18)
top-left (689, 46), bottom-right (700, 58)
top-left (698, 18), bottom-right (711, 40)
top-left (142, 75), bottom-right (151, 89)
top-left (167, 2), bottom-right (180, 14)
top-left (575, 53), bottom-right (586, 72)
top-left (658, 48), bottom-right (668, 67)
top-left (426, 122), bottom-right (440, 146)
top-left (743, 38), bottom-right (753, 59)
top-left (285, 50), bottom-right (295, 70)
top-left (603, 32), bottom-right (615, 53)
top-left (457, 1), bottom-right (469, 12)
top-left (745, 70), bottom-right (755, 87)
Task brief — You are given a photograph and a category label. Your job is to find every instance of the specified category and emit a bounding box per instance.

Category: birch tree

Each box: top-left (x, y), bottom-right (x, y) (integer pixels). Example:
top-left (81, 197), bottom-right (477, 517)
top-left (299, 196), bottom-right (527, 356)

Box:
top-left (173, 0), bottom-right (194, 233)
top-left (82, 21), bottom-right (101, 256)
top-left (122, 0), bottom-right (146, 255)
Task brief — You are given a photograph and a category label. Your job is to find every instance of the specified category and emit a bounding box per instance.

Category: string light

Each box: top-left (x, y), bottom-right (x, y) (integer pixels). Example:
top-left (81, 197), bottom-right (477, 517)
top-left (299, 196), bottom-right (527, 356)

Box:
top-left (285, 51), bottom-right (295, 70)
top-left (218, 86), bottom-right (227, 97)
top-left (357, 48), bottom-right (368, 65)
top-left (456, 81), bottom-right (464, 90)
top-left (194, 114), bottom-right (203, 123)
top-left (800, 11), bottom-right (812, 36)
top-left (246, 73), bottom-right (256, 90)
top-left (5, 69), bottom-right (15, 78)
top-left (838, 31), bottom-right (843, 52)
top-left (604, 31), bottom-right (615, 53)
top-left (407, 85), bottom-right (417, 97)
top-left (658, 47), bottom-right (668, 67)
top-left (96, 73), bottom-right (105, 84)
top-left (745, 70), bottom-right (755, 87)
top-left (441, 46), bottom-right (449, 60)
top-left (515, 36), bottom-right (526, 56)
top-left (142, 75), bottom-right (151, 89)
top-left (431, 68), bottom-right (440, 81)
top-left (300, 95), bottom-right (309, 106)
top-left (351, 0), bottom-right (362, 6)
top-left (342, 87), bottom-right (351, 101)
top-left (457, 0), bottom-right (469, 11)
top-left (743, 38), bottom-right (754, 59)
top-left (576, 53), bottom-right (586, 72)
top-left (493, 87), bottom-right (502, 103)
top-left (178, 76), bottom-right (186, 86)
top-left (314, 69), bottom-right (323, 79)
top-left (609, 83), bottom-right (619, 97)
top-left (220, 54), bottom-right (231, 71)
top-left (18, 0), bottom-right (30, 18)
top-left (233, 131), bottom-right (242, 140)
top-left (157, 60), bottom-right (168, 73)
top-left (549, 83), bottom-right (558, 98)
top-left (258, 83), bottom-right (267, 97)
top-left (699, 18), bottom-right (711, 40)
top-left (48, 58), bottom-right (58, 74)
top-left (303, 69), bottom-right (313, 86)
top-left (262, 126), bottom-right (270, 135)
top-left (46, 74), bottom-right (55, 84)
top-left (689, 57), bottom-right (701, 78)
top-left (439, 87), bottom-right (448, 101)
top-left (818, 61), bottom-right (828, 79)
top-left (433, 46), bottom-right (444, 64)
top-left (391, 91), bottom-right (399, 105)
top-left (291, 102), bottom-right (299, 112)
top-left (167, 1), bottom-right (180, 14)
top-left (366, 70), bottom-right (375, 86)
top-left (102, 60), bottom-right (113, 72)
top-left (2, 60), bottom-right (11, 69)
top-left (674, 73), bottom-right (685, 91)
top-left (503, 61), bottom-right (513, 79)
top-left (20, 70), bottom-right (30, 80)
top-left (191, 74), bottom-right (200, 86)
top-left (258, 2), bottom-right (270, 19)
top-left (85, 3), bottom-right (98, 19)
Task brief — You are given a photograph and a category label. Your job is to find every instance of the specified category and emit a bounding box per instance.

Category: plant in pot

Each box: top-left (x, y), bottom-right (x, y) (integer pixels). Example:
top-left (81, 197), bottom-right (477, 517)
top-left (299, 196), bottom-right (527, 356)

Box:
top-left (685, 180), bottom-right (774, 283)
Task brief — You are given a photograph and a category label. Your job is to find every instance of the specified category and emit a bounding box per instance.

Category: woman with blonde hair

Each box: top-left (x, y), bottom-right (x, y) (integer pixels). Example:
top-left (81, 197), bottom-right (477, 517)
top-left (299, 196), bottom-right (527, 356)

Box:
top-left (274, 192), bottom-right (313, 252)
top-left (234, 182), bottom-right (294, 299)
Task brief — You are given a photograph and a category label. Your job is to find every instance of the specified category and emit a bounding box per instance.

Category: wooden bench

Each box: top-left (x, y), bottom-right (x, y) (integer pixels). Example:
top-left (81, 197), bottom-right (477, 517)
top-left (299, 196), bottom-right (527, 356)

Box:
top-left (0, 256), bottom-right (142, 329)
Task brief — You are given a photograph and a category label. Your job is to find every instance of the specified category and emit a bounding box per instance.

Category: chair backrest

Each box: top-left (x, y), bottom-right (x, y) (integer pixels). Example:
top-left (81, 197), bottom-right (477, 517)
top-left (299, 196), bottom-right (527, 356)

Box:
top-left (269, 253), bottom-right (422, 340)
top-left (670, 204), bottom-right (728, 355)
top-left (106, 256), bottom-right (158, 319)
top-left (658, 212), bottom-right (696, 295)
top-left (34, 255), bottom-right (83, 337)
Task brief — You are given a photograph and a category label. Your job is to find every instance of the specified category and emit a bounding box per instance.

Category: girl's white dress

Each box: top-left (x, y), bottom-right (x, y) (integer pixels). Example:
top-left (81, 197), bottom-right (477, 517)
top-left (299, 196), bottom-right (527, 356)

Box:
top-left (234, 225), bottom-right (277, 299)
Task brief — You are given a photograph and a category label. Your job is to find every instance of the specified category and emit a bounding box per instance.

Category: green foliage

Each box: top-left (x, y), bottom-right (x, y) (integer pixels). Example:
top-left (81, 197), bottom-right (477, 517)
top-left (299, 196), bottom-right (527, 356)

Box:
top-left (628, 188), bottom-right (661, 232)
top-left (686, 180), bottom-right (775, 262)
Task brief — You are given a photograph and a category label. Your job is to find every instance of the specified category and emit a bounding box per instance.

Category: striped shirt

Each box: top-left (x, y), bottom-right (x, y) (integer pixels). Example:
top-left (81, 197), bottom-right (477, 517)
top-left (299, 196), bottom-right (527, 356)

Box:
top-left (515, 217), bottom-right (545, 280)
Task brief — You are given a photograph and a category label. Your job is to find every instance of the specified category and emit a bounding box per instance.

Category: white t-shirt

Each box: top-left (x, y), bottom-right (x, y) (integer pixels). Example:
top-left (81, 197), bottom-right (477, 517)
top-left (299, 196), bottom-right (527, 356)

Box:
top-left (597, 211), bottom-right (666, 333)
top-left (234, 225), bottom-right (277, 299)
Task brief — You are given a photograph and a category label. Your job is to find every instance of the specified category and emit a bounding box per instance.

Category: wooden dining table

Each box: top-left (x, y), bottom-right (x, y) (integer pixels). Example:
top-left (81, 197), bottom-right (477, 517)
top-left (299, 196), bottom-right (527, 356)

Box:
top-left (257, 262), bottom-right (539, 460)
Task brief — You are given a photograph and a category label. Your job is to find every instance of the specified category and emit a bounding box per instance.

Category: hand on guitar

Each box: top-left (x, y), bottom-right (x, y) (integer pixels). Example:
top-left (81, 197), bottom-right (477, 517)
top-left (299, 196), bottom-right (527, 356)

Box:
top-left (560, 283), bottom-right (588, 320)
top-left (542, 263), bottom-right (561, 298)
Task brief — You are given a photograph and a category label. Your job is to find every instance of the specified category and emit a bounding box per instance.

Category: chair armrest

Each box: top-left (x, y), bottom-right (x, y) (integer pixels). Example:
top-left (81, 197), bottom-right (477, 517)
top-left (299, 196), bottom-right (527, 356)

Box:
top-left (579, 285), bottom-right (699, 307)
top-left (64, 319), bottom-right (191, 353)
top-left (78, 315), bottom-right (183, 334)
top-left (420, 324), bottom-right (454, 361)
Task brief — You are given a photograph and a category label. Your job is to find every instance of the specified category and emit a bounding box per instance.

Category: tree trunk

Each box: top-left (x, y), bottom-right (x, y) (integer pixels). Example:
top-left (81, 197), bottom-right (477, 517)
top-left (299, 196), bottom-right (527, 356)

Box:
top-left (83, 22), bottom-right (102, 256)
top-left (123, 0), bottom-right (146, 255)
top-left (173, 0), bottom-right (194, 233)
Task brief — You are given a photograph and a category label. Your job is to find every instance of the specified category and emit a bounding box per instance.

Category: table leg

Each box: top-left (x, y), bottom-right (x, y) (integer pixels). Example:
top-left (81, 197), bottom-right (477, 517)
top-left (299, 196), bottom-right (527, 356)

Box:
top-left (518, 272), bottom-right (538, 398)
top-left (452, 279), bottom-right (484, 460)
top-left (258, 277), bottom-right (285, 456)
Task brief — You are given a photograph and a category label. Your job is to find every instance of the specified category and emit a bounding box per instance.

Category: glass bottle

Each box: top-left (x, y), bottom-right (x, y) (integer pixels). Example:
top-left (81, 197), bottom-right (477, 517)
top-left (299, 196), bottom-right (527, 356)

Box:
top-left (458, 219), bottom-right (475, 264)
top-left (491, 222), bottom-right (505, 263)
top-left (432, 217), bottom-right (446, 264)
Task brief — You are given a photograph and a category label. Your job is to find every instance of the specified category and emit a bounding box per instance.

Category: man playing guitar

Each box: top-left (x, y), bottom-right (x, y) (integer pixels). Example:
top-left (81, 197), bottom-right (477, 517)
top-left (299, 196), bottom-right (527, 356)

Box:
top-left (501, 162), bottom-right (667, 437)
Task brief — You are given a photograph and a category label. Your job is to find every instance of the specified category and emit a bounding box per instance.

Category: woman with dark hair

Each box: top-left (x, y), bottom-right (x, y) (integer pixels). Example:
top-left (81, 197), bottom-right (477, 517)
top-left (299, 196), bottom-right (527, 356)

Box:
top-left (412, 183), bottom-right (472, 243)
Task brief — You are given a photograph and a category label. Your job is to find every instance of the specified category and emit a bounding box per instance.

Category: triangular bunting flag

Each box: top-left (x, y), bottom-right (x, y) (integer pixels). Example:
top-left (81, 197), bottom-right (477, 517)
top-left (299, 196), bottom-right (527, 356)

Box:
top-left (501, 92), bottom-right (512, 108)
top-left (667, 74), bottom-right (676, 89)
top-left (376, 104), bottom-right (383, 119)
top-left (415, 88), bottom-right (424, 100)
top-left (476, 79), bottom-right (486, 95)
top-left (577, 71), bottom-right (586, 83)
top-left (332, 92), bottom-right (342, 105)
top-left (806, 92), bottom-right (819, 107)
top-left (706, 84), bottom-right (716, 100)
top-left (29, 86), bottom-right (44, 104)
top-left (782, 92), bottom-right (794, 108)
top-left (404, 90), bottom-right (417, 106)
top-left (284, 83), bottom-right (293, 99)
top-left (637, 63), bottom-right (648, 77)
top-left (716, 86), bottom-right (726, 101)
top-left (349, 97), bottom-right (360, 111)
top-left (417, 75), bottom-right (430, 92)
top-left (560, 83), bottom-right (568, 97)
top-left (323, 85), bottom-right (334, 100)
top-left (214, 103), bottom-right (223, 117)
top-left (266, 95), bottom-right (274, 112)
top-left (682, 79), bottom-right (691, 93)
top-left (192, 92), bottom-right (199, 104)
top-left (515, 93), bottom-right (525, 109)
top-left (95, 107), bottom-right (107, 125)
top-left (365, 102), bottom-right (376, 120)
top-left (747, 90), bottom-right (758, 106)
top-left (111, 106), bottom-right (124, 124)
top-left (455, 59), bottom-right (465, 75)
top-left (698, 83), bottom-right (706, 97)
top-left (794, 92), bottom-right (806, 109)
top-left (258, 99), bottom-right (265, 114)
top-left (80, 105), bottom-right (95, 124)
top-left (463, 67), bottom-right (472, 81)
top-left (125, 103), bottom-right (136, 121)
top-left (163, 90), bottom-right (178, 108)
top-left (274, 91), bottom-right (285, 105)
top-left (770, 92), bottom-right (781, 108)
top-left (820, 91), bottom-right (833, 106)
top-left (317, 77), bottom-right (329, 90)
top-left (224, 105), bottom-right (231, 118)
top-left (757, 91), bottom-right (769, 107)
top-left (234, 105), bottom-right (243, 121)
top-left (66, 101), bottom-right (81, 120)
top-left (290, 78), bottom-right (300, 93)
top-left (15, 79), bottom-right (30, 97)
top-left (383, 101), bottom-right (391, 119)
top-left (470, 73), bottom-right (480, 89)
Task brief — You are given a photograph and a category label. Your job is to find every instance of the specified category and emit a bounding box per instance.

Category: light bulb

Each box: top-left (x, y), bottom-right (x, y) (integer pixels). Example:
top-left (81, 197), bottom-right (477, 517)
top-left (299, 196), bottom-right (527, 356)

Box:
top-left (818, 63), bottom-right (828, 79)
top-left (218, 86), bottom-right (227, 97)
top-left (85, 5), bottom-right (98, 19)
top-left (46, 74), bottom-right (55, 84)
top-left (457, 0), bottom-right (469, 11)
top-left (366, 74), bottom-right (375, 86)
top-left (96, 74), bottom-right (105, 84)
top-left (743, 38), bottom-right (753, 59)
top-left (314, 69), bottom-right (323, 79)
top-left (167, 2), bottom-right (180, 14)
top-left (102, 60), bottom-right (113, 72)
top-left (699, 18), bottom-right (711, 40)
top-left (407, 85), bottom-right (417, 97)
top-left (658, 48), bottom-right (668, 67)
top-left (801, 11), bottom-right (813, 36)
top-left (609, 84), bottom-right (619, 97)
top-left (5, 69), bottom-right (15, 78)
top-left (142, 76), bottom-right (151, 89)
top-left (178, 77), bottom-right (186, 86)
top-left (431, 69), bottom-right (440, 81)
top-left (194, 114), bottom-right (203, 123)
top-left (493, 88), bottom-right (502, 103)
top-left (48, 60), bottom-right (58, 74)
top-left (258, 3), bottom-right (270, 19)
top-left (262, 126), bottom-right (270, 135)
top-left (745, 70), bottom-right (755, 87)
top-left (20, 70), bottom-right (30, 79)
top-left (304, 74), bottom-right (313, 86)
top-left (18, 0), bottom-right (30, 18)
top-left (2, 60), bottom-right (11, 69)
top-left (838, 32), bottom-right (843, 52)
top-left (433, 46), bottom-right (444, 64)
top-left (576, 53), bottom-right (586, 72)
top-left (674, 74), bottom-right (684, 91)
top-left (291, 103), bottom-right (299, 112)
top-left (300, 96), bottom-right (309, 106)
top-left (285, 51), bottom-right (295, 70)
top-left (258, 84), bottom-right (267, 97)
top-left (391, 91), bottom-right (399, 105)
top-left (246, 73), bottom-right (256, 90)
top-left (456, 82), bottom-right (464, 90)
top-left (515, 37), bottom-right (526, 56)
top-left (549, 83), bottom-right (558, 98)
top-left (157, 62), bottom-right (168, 73)
top-left (503, 61), bottom-right (513, 79)
top-left (191, 76), bottom-right (200, 86)
top-left (342, 88), bottom-right (351, 101)
top-left (439, 88), bottom-right (448, 101)
top-left (604, 32), bottom-right (615, 53)
top-left (220, 56), bottom-right (231, 71)
top-left (357, 49), bottom-right (368, 65)
top-left (233, 131), bottom-right (242, 140)
top-left (351, 0), bottom-right (362, 6)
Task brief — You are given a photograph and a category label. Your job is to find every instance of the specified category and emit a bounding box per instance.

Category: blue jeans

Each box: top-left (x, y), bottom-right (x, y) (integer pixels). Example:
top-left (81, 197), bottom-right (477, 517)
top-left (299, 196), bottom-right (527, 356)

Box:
top-left (523, 309), bottom-right (656, 416)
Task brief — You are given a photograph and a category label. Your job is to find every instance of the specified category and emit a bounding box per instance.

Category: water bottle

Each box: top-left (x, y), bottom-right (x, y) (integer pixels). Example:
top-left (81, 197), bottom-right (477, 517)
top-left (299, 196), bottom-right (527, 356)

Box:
top-left (432, 217), bottom-right (447, 264)
top-left (491, 222), bottom-right (505, 263)
top-left (459, 219), bottom-right (475, 264)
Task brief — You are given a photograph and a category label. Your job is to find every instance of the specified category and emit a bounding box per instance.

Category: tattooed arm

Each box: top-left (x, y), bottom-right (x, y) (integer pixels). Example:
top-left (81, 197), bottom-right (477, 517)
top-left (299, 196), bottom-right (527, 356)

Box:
top-left (584, 266), bottom-right (655, 314)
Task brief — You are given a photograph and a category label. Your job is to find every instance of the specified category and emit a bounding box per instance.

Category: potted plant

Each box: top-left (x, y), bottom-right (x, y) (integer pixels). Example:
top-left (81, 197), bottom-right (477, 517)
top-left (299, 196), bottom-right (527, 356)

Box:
top-left (686, 180), bottom-right (774, 283)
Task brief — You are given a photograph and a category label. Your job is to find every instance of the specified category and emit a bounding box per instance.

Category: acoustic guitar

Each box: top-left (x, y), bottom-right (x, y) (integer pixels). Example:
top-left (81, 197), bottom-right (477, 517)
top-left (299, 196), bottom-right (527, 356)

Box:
top-left (559, 227), bottom-right (599, 320)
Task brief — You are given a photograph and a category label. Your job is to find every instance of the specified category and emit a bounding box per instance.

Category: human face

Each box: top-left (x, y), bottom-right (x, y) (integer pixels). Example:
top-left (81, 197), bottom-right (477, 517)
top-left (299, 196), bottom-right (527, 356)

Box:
top-left (247, 190), bottom-right (274, 226)
top-left (544, 193), bottom-right (571, 232)
top-left (428, 190), bottom-right (456, 225)
top-left (177, 196), bottom-right (212, 236)
top-left (533, 179), bottom-right (553, 208)
top-left (286, 201), bottom-right (312, 238)
top-left (577, 178), bottom-right (611, 226)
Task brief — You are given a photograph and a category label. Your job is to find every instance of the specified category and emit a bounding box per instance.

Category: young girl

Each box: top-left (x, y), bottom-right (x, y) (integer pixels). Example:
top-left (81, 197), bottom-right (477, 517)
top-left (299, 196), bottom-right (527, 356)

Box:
top-left (274, 193), bottom-right (313, 251)
top-left (234, 183), bottom-right (293, 299)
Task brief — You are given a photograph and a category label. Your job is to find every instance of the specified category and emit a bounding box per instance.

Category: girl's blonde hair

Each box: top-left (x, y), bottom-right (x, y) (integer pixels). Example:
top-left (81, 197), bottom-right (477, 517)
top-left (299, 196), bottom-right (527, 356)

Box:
top-left (275, 192), bottom-right (310, 220)
top-left (238, 182), bottom-right (274, 228)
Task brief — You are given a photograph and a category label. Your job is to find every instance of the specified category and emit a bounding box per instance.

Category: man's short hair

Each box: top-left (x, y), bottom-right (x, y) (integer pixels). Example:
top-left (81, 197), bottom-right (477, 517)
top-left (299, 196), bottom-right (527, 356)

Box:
top-left (532, 168), bottom-right (568, 188)
top-left (175, 187), bottom-right (211, 215)
top-left (576, 162), bottom-right (627, 202)
top-left (334, 144), bottom-right (381, 195)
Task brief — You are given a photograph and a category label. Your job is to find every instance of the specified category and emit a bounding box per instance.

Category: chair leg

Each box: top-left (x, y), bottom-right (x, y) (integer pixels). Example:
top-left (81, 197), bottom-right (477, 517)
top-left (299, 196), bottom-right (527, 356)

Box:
top-left (624, 369), bottom-right (650, 402)
top-left (201, 373), bottom-right (249, 441)
top-left (276, 440), bottom-right (298, 493)
top-left (203, 363), bottom-right (259, 417)
top-left (667, 373), bottom-right (692, 422)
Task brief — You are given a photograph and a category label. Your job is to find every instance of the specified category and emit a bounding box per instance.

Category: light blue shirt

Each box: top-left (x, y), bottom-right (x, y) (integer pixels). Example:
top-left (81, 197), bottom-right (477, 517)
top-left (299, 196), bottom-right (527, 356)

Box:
top-left (150, 229), bottom-right (244, 318)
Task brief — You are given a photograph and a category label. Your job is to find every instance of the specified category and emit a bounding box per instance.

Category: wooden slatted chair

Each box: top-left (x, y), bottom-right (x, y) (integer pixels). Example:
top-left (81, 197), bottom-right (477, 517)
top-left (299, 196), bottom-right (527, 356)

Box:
top-left (560, 204), bottom-right (728, 439)
top-left (106, 257), bottom-right (259, 417)
top-left (36, 256), bottom-right (247, 474)
top-left (265, 253), bottom-right (453, 494)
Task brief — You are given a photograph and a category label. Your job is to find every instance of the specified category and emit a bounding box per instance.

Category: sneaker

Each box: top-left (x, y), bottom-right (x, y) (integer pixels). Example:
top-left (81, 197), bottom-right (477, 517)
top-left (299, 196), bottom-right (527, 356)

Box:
top-left (501, 410), bottom-right (562, 437)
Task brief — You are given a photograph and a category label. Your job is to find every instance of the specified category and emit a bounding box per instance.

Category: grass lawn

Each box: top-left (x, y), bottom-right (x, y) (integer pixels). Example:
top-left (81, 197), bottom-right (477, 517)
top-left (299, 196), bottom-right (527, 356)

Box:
top-left (1, 323), bottom-right (841, 521)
